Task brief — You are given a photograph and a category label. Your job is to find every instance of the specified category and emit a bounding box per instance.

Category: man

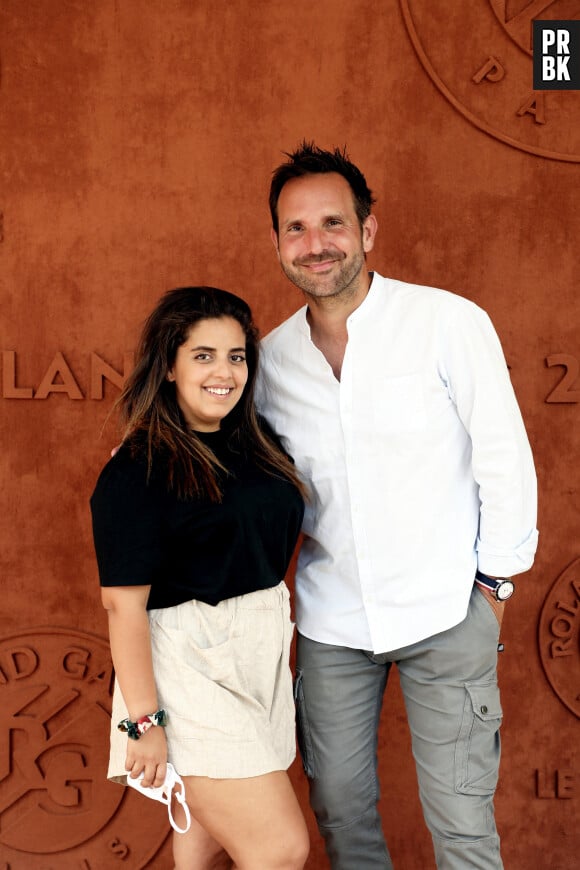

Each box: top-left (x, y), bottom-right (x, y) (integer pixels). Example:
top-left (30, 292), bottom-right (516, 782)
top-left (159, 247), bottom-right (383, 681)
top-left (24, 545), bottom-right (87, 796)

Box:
top-left (256, 142), bottom-right (538, 870)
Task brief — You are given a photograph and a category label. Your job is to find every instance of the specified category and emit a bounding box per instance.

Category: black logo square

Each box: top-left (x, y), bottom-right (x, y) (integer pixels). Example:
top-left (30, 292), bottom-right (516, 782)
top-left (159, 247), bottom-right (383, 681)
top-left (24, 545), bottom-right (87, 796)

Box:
top-left (533, 20), bottom-right (580, 90)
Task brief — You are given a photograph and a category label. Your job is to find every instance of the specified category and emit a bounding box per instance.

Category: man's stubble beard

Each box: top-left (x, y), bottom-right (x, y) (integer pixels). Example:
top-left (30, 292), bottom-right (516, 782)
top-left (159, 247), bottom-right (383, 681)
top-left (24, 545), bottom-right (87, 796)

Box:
top-left (280, 248), bottom-right (367, 305)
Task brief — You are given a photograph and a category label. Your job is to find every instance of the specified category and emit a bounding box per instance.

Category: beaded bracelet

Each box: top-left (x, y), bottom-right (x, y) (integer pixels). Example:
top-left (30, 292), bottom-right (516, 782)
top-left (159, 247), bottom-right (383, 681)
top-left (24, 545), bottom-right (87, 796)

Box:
top-left (118, 709), bottom-right (168, 741)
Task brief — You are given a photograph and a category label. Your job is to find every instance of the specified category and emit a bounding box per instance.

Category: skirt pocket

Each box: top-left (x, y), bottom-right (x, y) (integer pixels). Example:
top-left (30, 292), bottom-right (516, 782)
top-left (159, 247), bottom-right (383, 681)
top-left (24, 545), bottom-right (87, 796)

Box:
top-left (150, 619), bottom-right (251, 739)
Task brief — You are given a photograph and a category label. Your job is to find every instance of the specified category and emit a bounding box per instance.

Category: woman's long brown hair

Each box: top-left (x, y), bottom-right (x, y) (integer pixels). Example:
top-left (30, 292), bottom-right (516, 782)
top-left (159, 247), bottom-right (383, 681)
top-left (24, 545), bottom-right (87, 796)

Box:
top-left (117, 286), bottom-right (306, 502)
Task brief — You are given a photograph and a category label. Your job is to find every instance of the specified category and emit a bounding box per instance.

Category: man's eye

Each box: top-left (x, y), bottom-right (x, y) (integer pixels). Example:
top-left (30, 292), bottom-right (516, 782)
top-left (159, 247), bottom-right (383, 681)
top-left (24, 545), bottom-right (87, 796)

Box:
top-left (327, 219), bottom-right (342, 227)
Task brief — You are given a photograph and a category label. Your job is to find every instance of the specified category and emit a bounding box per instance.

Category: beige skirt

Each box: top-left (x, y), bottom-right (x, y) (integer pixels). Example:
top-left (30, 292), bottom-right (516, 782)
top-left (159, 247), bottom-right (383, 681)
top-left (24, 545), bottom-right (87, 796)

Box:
top-left (108, 581), bottom-right (296, 782)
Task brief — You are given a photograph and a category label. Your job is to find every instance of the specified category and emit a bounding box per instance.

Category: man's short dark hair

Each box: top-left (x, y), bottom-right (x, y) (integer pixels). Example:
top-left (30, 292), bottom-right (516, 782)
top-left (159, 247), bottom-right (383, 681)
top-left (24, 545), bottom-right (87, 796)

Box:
top-left (269, 141), bottom-right (376, 234)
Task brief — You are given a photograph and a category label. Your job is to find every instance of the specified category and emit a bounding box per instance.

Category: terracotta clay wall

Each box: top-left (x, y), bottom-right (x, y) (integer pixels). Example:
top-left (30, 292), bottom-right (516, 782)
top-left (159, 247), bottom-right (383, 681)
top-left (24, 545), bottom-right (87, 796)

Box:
top-left (0, 2), bottom-right (578, 868)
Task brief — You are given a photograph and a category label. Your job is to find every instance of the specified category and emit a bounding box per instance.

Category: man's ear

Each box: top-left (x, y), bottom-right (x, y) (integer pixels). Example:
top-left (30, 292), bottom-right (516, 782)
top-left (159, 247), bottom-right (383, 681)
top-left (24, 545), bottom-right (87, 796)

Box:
top-left (270, 227), bottom-right (280, 257)
top-left (362, 214), bottom-right (378, 254)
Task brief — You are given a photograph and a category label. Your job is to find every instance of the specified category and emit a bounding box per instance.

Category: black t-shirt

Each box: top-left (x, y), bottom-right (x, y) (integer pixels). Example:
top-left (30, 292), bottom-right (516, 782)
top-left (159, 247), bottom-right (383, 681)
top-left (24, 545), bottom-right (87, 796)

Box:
top-left (90, 428), bottom-right (304, 609)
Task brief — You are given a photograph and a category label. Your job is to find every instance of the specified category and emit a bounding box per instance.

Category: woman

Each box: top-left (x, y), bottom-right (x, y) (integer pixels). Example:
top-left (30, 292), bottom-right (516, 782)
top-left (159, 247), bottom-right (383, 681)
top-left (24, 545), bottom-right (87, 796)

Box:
top-left (91, 287), bottom-right (309, 870)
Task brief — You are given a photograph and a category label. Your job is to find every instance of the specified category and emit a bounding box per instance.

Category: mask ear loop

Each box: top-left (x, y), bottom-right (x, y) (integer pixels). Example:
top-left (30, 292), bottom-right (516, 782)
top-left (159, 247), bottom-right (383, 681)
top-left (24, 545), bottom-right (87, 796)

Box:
top-left (166, 768), bottom-right (191, 834)
top-left (126, 762), bottom-right (191, 834)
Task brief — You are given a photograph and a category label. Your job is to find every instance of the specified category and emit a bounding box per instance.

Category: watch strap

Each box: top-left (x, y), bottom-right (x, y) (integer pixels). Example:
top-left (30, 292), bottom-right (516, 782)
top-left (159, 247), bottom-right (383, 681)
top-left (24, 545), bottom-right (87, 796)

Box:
top-left (475, 571), bottom-right (515, 600)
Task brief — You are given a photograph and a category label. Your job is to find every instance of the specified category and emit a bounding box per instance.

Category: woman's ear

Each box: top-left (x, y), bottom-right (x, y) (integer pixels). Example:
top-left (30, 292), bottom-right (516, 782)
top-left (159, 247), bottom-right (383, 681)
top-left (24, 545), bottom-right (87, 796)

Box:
top-left (166, 369), bottom-right (175, 382)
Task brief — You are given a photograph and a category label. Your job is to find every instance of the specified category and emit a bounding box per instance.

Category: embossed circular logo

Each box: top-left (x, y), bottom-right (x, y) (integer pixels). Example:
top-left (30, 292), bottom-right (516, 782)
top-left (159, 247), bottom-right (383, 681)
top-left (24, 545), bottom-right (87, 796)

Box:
top-left (539, 558), bottom-right (580, 718)
top-left (400, 1), bottom-right (580, 162)
top-left (0, 628), bottom-right (169, 868)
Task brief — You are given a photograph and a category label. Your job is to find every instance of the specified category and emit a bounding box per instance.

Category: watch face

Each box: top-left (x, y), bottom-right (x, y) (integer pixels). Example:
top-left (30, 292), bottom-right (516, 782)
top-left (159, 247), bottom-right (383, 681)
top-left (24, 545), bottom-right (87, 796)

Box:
top-left (497, 581), bottom-right (515, 601)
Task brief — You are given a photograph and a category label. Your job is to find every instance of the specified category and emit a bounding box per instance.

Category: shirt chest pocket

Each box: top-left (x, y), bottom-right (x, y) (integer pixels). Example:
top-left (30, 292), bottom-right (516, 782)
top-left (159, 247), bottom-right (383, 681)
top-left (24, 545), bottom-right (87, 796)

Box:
top-left (373, 373), bottom-right (427, 434)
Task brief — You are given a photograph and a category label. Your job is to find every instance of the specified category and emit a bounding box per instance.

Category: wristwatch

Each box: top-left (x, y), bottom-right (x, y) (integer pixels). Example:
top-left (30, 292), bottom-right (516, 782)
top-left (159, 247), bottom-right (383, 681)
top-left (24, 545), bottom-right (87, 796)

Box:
top-left (475, 570), bottom-right (515, 601)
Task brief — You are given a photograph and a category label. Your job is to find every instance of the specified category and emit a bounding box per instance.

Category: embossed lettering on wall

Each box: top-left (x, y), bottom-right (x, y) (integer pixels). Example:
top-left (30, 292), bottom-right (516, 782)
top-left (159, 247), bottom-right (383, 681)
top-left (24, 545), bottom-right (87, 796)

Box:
top-left (538, 557), bottom-right (580, 719)
top-left (535, 769), bottom-right (576, 799)
top-left (545, 354), bottom-right (580, 403)
top-left (1, 352), bottom-right (135, 400)
top-left (4, 350), bottom-right (576, 406)
top-left (0, 629), bottom-right (168, 868)
top-left (400, 0), bottom-right (580, 161)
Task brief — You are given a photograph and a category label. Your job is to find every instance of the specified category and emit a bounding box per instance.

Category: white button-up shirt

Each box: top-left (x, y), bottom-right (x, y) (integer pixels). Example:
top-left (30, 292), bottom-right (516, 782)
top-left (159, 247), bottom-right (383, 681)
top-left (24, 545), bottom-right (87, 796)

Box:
top-left (256, 273), bottom-right (538, 653)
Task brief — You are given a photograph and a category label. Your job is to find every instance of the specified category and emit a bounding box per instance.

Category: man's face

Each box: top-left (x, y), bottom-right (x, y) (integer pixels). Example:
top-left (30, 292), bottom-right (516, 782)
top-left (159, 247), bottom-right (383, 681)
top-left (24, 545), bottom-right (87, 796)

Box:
top-left (271, 172), bottom-right (377, 302)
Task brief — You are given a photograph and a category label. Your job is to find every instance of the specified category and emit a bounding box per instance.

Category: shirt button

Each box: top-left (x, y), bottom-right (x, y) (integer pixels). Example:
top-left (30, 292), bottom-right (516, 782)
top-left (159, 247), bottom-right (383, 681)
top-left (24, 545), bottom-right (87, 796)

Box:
top-left (480, 705), bottom-right (488, 714)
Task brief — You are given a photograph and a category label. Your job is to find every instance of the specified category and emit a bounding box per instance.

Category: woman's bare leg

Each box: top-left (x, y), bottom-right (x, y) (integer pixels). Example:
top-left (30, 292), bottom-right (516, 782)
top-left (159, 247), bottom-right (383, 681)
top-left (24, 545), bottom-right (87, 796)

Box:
top-left (181, 770), bottom-right (309, 870)
top-left (172, 805), bottom-right (233, 870)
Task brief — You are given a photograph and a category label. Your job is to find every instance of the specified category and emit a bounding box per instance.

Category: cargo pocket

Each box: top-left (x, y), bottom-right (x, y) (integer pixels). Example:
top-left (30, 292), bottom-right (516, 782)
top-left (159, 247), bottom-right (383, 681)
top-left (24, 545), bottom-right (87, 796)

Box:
top-left (454, 680), bottom-right (503, 795)
top-left (293, 669), bottom-right (316, 779)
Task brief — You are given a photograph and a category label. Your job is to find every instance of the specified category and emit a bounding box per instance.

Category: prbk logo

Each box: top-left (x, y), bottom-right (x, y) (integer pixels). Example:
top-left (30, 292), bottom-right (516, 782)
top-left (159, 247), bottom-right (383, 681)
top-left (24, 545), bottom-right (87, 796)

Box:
top-left (534, 21), bottom-right (580, 89)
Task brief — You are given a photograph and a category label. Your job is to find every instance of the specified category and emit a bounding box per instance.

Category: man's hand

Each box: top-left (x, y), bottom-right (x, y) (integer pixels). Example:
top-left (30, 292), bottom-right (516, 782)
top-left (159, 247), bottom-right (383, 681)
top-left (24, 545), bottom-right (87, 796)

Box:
top-left (477, 584), bottom-right (506, 628)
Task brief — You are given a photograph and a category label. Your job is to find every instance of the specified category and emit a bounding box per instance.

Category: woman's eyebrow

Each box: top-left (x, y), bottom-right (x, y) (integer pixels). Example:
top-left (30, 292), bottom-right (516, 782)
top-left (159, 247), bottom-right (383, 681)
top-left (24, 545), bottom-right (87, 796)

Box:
top-left (189, 345), bottom-right (246, 352)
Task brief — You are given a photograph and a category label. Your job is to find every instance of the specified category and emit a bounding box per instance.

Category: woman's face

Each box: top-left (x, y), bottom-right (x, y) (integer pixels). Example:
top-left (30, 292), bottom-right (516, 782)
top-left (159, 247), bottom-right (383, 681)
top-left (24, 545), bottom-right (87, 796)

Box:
top-left (167, 316), bottom-right (248, 431)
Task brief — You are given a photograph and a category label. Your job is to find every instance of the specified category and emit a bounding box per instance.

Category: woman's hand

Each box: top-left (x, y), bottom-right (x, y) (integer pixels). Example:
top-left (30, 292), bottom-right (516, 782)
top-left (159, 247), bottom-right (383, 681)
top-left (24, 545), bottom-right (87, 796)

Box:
top-left (102, 585), bottom-right (167, 788)
top-left (125, 725), bottom-right (168, 788)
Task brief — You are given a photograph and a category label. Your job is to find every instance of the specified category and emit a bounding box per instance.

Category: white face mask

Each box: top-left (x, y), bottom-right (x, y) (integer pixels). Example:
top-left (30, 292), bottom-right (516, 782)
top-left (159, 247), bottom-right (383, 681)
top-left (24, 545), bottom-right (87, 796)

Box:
top-left (126, 762), bottom-right (191, 833)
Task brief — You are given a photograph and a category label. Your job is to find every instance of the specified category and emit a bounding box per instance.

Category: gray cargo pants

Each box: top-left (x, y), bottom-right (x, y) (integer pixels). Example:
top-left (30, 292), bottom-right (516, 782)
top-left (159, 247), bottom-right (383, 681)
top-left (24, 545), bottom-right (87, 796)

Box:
top-left (295, 585), bottom-right (504, 870)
